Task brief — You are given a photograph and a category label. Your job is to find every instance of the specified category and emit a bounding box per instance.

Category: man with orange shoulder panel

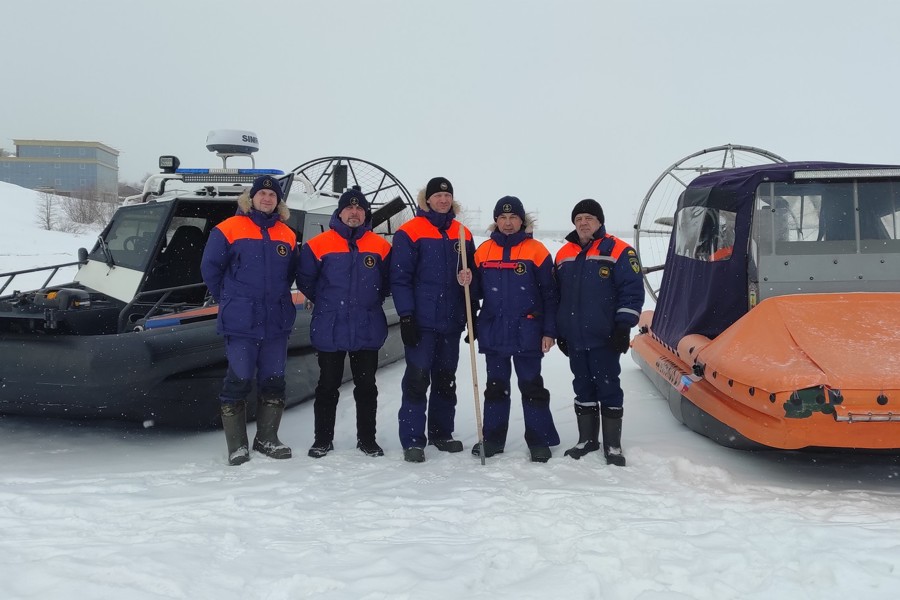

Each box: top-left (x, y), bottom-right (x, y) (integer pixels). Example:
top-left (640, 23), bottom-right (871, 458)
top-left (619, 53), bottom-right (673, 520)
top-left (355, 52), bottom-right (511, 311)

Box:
top-left (390, 177), bottom-right (478, 463)
top-left (554, 199), bottom-right (644, 466)
top-left (201, 175), bottom-right (298, 466)
top-left (471, 196), bottom-right (560, 462)
top-left (296, 187), bottom-right (391, 459)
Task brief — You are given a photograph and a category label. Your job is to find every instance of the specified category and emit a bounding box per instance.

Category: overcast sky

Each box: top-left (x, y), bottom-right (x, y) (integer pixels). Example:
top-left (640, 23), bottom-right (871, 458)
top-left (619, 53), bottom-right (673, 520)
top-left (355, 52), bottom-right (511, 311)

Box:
top-left (4, 0), bottom-right (898, 231)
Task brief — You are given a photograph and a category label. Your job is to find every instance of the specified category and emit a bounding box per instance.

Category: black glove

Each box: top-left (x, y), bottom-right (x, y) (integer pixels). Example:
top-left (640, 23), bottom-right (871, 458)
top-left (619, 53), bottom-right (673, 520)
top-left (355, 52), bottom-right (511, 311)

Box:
top-left (400, 315), bottom-right (421, 347)
top-left (611, 323), bottom-right (631, 354)
top-left (557, 337), bottom-right (569, 357)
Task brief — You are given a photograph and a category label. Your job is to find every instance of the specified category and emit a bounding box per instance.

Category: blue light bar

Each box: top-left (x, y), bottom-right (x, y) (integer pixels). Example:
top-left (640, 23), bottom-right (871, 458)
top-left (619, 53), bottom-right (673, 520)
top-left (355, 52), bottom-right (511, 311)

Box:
top-left (175, 168), bottom-right (284, 175)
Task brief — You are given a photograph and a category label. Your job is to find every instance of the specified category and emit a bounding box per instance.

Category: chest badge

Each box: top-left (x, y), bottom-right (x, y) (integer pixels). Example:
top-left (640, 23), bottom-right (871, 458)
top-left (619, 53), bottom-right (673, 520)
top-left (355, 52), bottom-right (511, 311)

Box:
top-left (364, 255), bottom-right (376, 268)
top-left (599, 265), bottom-right (611, 278)
top-left (514, 262), bottom-right (526, 275)
top-left (276, 244), bottom-right (288, 257)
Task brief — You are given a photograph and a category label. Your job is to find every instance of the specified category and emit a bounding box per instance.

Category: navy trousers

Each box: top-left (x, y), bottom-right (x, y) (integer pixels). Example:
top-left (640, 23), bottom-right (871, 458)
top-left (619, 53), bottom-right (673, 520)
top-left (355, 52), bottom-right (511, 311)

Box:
top-left (567, 346), bottom-right (623, 415)
top-left (483, 354), bottom-right (560, 448)
top-left (398, 329), bottom-right (461, 449)
top-left (219, 334), bottom-right (289, 404)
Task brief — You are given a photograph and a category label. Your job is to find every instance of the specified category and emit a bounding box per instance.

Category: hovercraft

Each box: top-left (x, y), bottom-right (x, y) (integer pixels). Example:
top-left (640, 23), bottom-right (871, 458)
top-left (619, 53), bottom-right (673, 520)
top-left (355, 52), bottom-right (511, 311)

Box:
top-left (631, 147), bottom-right (900, 450)
top-left (0, 130), bottom-right (414, 427)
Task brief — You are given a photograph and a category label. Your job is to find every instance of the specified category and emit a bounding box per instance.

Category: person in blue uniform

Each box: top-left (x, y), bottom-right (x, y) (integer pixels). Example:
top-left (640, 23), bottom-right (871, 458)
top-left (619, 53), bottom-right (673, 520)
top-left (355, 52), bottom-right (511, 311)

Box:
top-left (201, 175), bottom-right (298, 466)
top-left (472, 196), bottom-right (560, 462)
top-left (554, 199), bottom-right (644, 466)
top-left (296, 188), bottom-right (391, 459)
top-left (390, 177), bottom-right (477, 463)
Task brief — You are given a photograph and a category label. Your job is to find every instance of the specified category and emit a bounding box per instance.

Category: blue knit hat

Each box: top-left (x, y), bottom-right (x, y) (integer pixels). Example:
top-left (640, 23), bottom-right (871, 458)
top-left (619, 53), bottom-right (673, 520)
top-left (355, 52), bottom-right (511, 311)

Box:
top-left (337, 187), bottom-right (370, 217)
top-left (249, 175), bottom-right (283, 202)
top-left (493, 196), bottom-right (526, 222)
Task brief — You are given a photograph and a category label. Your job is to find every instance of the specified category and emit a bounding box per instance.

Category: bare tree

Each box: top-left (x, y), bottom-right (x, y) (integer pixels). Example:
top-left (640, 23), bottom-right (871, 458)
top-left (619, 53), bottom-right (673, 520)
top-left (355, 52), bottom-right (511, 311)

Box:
top-left (34, 191), bottom-right (57, 230)
top-left (63, 187), bottom-right (101, 225)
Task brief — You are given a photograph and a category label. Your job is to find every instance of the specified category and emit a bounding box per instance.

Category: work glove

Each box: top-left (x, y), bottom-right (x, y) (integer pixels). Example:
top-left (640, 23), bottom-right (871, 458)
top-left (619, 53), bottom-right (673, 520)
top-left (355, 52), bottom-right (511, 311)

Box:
top-left (611, 323), bottom-right (631, 354)
top-left (557, 337), bottom-right (570, 357)
top-left (400, 315), bottom-right (421, 347)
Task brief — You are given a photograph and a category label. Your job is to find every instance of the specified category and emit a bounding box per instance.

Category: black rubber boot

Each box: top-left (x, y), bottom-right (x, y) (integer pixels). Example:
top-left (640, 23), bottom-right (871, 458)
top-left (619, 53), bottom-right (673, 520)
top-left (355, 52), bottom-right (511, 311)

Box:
top-left (429, 438), bottom-right (464, 453)
top-left (563, 414), bottom-right (601, 460)
top-left (253, 398), bottom-right (292, 459)
top-left (404, 447), bottom-right (426, 463)
top-left (471, 441), bottom-right (505, 458)
top-left (221, 401), bottom-right (250, 466)
top-left (602, 415), bottom-right (626, 467)
top-left (529, 446), bottom-right (552, 463)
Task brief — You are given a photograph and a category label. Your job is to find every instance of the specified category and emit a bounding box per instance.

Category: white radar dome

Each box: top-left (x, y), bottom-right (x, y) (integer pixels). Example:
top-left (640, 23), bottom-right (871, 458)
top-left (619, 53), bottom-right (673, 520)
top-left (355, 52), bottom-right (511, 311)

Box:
top-left (206, 129), bottom-right (260, 154)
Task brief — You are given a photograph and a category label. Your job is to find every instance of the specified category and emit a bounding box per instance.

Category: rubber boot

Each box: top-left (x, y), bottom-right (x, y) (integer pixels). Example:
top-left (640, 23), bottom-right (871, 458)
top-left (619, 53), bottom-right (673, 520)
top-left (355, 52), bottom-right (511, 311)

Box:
top-left (221, 401), bottom-right (250, 466)
top-left (602, 415), bottom-right (626, 467)
top-left (471, 440), bottom-right (505, 458)
top-left (563, 413), bottom-right (601, 460)
top-left (253, 398), bottom-right (292, 459)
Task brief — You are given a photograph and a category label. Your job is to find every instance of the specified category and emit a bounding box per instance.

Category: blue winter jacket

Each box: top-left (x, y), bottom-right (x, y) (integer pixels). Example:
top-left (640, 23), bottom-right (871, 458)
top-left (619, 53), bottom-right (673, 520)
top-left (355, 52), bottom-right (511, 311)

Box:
top-left (390, 208), bottom-right (477, 335)
top-left (474, 229), bottom-right (558, 357)
top-left (554, 225), bottom-right (645, 351)
top-left (297, 213), bottom-right (391, 352)
top-left (201, 209), bottom-right (299, 339)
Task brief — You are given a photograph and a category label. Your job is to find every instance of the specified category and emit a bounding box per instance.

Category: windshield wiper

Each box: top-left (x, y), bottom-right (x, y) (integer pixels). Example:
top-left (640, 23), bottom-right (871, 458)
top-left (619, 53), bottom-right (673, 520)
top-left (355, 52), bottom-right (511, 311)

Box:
top-left (97, 235), bottom-right (115, 267)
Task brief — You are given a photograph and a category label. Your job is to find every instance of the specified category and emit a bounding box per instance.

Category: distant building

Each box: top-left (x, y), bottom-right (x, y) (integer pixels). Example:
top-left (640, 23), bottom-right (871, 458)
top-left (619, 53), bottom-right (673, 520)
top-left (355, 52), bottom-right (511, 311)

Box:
top-left (0, 139), bottom-right (119, 202)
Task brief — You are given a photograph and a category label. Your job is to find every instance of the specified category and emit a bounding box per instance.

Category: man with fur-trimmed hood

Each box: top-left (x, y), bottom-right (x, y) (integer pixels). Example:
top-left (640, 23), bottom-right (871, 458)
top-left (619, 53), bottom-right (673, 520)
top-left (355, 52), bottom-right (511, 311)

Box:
top-left (201, 174), bottom-right (297, 466)
top-left (390, 176), bottom-right (478, 463)
top-left (471, 196), bottom-right (560, 462)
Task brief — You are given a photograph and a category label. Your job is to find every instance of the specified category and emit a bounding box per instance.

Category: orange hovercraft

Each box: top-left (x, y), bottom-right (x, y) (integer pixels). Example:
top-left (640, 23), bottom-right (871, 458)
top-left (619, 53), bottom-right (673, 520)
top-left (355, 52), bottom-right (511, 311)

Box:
top-left (631, 146), bottom-right (900, 450)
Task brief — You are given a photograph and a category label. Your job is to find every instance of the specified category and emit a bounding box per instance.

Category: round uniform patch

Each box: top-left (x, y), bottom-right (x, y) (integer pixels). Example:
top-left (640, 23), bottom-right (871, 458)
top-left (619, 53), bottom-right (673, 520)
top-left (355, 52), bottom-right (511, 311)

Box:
top-left (599, 265), bottom-right (611, 278)
top-left (454, 241), bottom-right (461, 254)
top-left (364, 255), bottom-right (376, 268)
top-left (514, 262), bottom-right (526, 275)
top-left (503, 203), bottom-right (512, 213)
top-left (276, 244), bottom-right (288, 257)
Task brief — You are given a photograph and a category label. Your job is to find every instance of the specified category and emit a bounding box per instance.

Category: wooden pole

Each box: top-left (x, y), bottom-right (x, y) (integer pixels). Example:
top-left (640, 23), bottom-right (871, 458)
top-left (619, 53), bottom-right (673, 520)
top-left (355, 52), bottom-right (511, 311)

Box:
top-left (459, 224), bottom-right (485, 465)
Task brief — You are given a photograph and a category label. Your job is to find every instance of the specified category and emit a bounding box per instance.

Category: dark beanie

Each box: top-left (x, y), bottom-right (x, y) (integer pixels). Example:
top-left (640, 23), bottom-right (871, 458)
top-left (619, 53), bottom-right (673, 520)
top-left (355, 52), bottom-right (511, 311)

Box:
top-left (493, 196), bottom-right (526, 222)
top-left (571, 198), bottom-right (604, 224)
top-left (249, 175), bottom-right (284, 202)
top-left (425, 176), bottom-right (453, 200)
top-left (337, 187), bottom-right (370, 216)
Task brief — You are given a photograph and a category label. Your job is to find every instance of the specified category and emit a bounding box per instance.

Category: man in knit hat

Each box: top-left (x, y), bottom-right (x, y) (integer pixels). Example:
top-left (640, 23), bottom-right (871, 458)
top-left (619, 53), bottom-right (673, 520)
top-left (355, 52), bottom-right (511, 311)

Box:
top-left (471, 196), bottom-right (560, 462)
top-left (554, 198), bottom-right (644, 466)
top-left (201, 174), bottom-right (296, 466)
top-left (297, 186), bottom-right (391, 458)
top-left (390, 176), bottom-right (478, 463)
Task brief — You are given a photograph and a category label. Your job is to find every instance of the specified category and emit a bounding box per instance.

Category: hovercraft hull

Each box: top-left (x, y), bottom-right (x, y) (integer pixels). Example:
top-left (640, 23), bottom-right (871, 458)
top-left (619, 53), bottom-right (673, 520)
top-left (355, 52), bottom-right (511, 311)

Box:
top-left (0, 302), bottom-right (403, 428)
top-left (632, 293), bottom-right (900, 450)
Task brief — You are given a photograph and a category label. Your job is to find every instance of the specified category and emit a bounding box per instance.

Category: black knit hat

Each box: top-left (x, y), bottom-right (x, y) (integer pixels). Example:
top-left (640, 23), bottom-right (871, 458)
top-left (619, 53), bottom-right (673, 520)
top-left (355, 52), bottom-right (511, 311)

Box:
top-left (249, 175), bottom-right (283, 202)
top-left (571, 199), bottom-right (604, 224)
top-left (425, 176), bottom-right (453, 200)
top-left (493, 196), bottom-right (526, 222)
top-left (337, 187), bottom-right (370, 217)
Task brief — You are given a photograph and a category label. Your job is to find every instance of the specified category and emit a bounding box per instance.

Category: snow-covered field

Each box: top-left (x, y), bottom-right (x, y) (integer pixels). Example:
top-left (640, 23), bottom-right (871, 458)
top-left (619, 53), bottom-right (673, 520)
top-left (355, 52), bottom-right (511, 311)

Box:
top-left (2, 181), bottom-right (900, 600)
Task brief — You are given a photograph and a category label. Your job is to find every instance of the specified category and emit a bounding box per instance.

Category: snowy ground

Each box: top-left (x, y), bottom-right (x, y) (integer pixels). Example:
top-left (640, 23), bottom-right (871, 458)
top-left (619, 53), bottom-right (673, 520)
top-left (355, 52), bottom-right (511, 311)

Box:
top-left (2, 182), bottom-right (900, 600)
